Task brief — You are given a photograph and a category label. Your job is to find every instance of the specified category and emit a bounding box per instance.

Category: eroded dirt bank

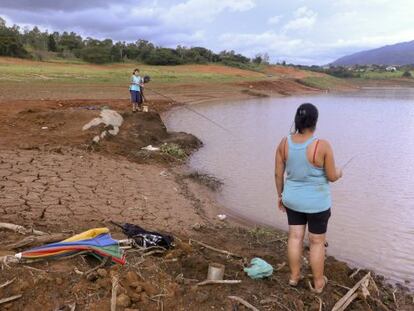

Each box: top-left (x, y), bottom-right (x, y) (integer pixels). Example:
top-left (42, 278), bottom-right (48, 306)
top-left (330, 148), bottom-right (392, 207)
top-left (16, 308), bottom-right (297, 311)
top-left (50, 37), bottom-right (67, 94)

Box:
top-left (0, 95), bottom-right (413, 311)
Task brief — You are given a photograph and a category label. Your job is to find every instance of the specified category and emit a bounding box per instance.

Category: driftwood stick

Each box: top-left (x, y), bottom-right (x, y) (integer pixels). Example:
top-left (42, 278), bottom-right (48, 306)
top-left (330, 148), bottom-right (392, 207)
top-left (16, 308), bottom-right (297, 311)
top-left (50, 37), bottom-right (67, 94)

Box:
top-left (0, 278), bottom-right (16, 289)
top-left (392, 289), bottom-right (399, 310)
top-left (84, 257), bottom-right (110, 276)
top-left (189, 239), bottom-right (242, 258)
top-left (197, 280), bottom-right (241, 286)
top-left (316, 297), bottom-right (323, 311)
top-left (332, 272), bottom-right (371, 311)
top-left (228, 296), bottom-right (260, 311)
top-left (0, 222), bottom-right (46, 236)
top-left (338, 293), bottom-right (358, 311)
top-left (275, 262), bottom-right (286, 271)
top-left (7, 233), bottom-right (69, 249)
top-left (0, 294), bottom-right (22, 305)
top-left (111, 275), bottom-right (119, 311)
top-left (349, 268), bottom-right (361, 279)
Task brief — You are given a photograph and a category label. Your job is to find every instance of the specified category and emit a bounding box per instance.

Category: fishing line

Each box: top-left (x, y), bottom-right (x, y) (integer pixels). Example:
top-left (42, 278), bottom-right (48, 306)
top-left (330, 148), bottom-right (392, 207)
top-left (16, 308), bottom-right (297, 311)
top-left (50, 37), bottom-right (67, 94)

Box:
top-left (145, 86), bottom-right (232, 134)
top-left (341, 154), bottom-right (358, 170)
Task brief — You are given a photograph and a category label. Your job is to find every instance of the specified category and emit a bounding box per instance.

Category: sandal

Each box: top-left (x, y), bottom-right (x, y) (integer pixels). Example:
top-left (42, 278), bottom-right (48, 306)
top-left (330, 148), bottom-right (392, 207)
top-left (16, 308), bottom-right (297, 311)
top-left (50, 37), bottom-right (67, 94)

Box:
top-left (308, 276), bottom-right (328, 294)
top-left (289, 275), bottom-right (304, 287)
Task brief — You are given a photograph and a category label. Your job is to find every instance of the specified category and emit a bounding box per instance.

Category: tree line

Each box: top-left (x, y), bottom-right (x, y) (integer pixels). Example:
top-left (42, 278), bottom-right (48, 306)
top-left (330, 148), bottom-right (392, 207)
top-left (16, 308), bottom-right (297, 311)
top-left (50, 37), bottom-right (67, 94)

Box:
top-left (0, 18), bottom-right (269, 67)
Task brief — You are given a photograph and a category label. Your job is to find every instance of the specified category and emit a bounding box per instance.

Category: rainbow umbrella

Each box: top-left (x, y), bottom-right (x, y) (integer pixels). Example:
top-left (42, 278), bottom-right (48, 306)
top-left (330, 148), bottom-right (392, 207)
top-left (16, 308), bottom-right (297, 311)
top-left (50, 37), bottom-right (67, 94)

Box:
top-left (15, 228), bottom-right (125, 264)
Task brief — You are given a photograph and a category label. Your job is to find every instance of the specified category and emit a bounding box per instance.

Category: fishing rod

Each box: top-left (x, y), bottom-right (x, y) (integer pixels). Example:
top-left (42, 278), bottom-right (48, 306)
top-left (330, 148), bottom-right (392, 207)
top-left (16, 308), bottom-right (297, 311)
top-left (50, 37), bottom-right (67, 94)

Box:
top-left (144, 86), bottom-right (232, 134)
top-left (341, 153), bottom-right (360, 170)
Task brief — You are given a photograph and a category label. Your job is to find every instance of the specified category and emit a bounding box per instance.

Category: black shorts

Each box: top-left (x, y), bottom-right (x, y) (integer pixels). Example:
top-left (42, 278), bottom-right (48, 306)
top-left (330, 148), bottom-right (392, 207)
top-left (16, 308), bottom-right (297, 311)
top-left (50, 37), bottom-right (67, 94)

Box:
top-left (285, 207), bottom-right (331, 234)
top-left (130, 90), bottom-right (142, 104)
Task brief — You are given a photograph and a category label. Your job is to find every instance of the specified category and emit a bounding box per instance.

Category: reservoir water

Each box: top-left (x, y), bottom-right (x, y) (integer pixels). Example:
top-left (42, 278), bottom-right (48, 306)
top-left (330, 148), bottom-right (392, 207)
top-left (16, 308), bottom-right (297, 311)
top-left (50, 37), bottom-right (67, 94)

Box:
top-left (165, 88), bottom-right (414, 287)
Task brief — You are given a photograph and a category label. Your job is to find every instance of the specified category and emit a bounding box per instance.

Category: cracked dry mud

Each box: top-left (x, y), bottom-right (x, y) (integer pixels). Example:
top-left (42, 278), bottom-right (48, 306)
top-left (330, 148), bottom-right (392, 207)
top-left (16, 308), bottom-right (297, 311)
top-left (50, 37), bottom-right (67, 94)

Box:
top-left (0, 148), bottom-right (209, 234)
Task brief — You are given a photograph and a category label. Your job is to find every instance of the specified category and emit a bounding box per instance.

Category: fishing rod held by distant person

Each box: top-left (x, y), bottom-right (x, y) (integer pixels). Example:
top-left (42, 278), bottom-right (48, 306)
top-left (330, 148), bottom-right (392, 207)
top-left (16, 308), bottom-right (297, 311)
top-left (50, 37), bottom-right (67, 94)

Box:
top-left (145, 86), bottom-right (232, 134)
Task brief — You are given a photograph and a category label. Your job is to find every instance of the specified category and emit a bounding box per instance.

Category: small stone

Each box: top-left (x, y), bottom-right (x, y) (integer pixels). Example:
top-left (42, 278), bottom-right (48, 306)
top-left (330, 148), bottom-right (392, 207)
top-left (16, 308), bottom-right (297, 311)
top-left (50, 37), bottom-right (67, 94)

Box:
top-left (96, 278), bottom-right (111, 289)
top-left (55, 278), bottom-right (63, 285)
top-left (116, 293), bottom-right (131, 308)
top-left (141, 282), bottom-right (157, 296)
top-left (192, 223), bottom-right (201, 231)
top-left (126, 271), bottom-right (139, 283)
top-left (97, 268), bottom-right (108, 278)
top-left (140, 292), bottom-right (149, 304)
top-left (195, 291), bottom-right (209, 303)
top-left (129, 292), bottom-right (142, 302)
top-left (86, 272), bottom-right (98, 282)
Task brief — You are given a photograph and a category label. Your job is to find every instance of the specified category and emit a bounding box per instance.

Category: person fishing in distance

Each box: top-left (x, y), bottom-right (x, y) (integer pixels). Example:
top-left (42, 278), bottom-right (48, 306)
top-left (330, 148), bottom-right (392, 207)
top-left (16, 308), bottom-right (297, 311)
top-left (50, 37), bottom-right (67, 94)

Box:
top-left (129, 68), bottom-right (144, 112)
top-left (274, 103), bottom-right (343, 294)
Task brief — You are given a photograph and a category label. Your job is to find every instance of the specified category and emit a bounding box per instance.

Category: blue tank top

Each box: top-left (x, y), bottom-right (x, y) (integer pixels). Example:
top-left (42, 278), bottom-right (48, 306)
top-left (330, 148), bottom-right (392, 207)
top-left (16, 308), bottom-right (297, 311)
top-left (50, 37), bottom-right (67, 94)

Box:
top-left (282, 135), bottom-right (331, 213)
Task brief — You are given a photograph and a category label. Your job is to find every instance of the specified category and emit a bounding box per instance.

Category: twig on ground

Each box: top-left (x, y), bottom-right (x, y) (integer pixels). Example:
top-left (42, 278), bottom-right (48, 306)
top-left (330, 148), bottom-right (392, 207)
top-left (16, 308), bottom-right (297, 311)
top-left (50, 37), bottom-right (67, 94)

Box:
top-left (228, 296), bottom-right (259, 311)
top-left (0, 278), bottom-right (16, 289)
top-left (316, 296), bottom-right (323, 311)
top-left (0, 222), bottom-right (46, 236)
top-left (84, 257), bottom-right (110, 276)
top-left (189, 239), bottom-right (242, 258)
top-left (142, 250), bottom-right (165, 257)
top-left (0, 294), bottom-right (22, 305)
top-left (23, 265), bottom-right (46, 273)
top-left (111, 274), bottom-right (119, 311)
top-left (369, 276), bottom-right (380, 296)
top-left (332, 272), bottom-right (371, 311)
top-left (349, 268), bottom-right (361, 279)
top-left (197, 280), bottom-right (241, 286)
top-left (392, 289), bottom-right (399, 310)
top-left (7, 233), bottom-right (69, 249)
top-left (330, 280), bottom-right (352, 291)
top-left (268, 295), bottom-right (295, 311)
top-left (275, 262), bottom-right (286, 271)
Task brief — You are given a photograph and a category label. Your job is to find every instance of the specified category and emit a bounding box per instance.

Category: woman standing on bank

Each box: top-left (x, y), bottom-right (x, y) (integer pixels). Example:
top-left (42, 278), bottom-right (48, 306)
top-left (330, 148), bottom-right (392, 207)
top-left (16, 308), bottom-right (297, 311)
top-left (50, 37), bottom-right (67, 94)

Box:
top-left (275, 103), bottom-right (342, 293)
top-left (130, 68), bottom-right (143, 112)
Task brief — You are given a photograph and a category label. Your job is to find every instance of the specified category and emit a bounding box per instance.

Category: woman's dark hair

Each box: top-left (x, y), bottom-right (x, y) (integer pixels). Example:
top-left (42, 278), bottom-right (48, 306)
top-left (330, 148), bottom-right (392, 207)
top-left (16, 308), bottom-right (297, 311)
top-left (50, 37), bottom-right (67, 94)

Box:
top-left (294, 103), bottom-right (318, 133)
top-left (133, 68), bottom-right (139, 74)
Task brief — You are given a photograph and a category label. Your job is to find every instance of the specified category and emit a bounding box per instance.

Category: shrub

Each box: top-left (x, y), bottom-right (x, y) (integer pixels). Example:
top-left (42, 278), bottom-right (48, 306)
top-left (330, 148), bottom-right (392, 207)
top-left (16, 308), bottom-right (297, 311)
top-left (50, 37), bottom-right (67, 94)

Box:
top-left (160, 143), bottom-right (187, 160)
top-left (402, 70), bottom-right (412, 78)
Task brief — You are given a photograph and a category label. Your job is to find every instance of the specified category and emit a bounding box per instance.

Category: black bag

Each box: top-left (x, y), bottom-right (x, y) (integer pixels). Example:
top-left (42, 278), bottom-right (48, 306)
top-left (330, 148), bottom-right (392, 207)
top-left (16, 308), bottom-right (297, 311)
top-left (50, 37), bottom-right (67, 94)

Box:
top-left (112, 222), bottom-right (173, 249)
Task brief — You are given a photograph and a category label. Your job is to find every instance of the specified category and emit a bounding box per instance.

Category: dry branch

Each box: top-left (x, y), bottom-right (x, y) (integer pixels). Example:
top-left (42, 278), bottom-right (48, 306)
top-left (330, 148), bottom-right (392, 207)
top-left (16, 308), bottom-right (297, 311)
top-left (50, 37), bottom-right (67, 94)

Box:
top-left (0, 278), bottom-right (15, 289)
top-left (349, 268), bottom-right (361, 279)
top-left (0, 222), bottom-right (46, 236)
top-left (197, 280), bottom-right (241, 286)
top-left (111, 275), bottom-right (119, 311)
top-left (0, 294), bottom-right (22, 305)
top-left (332, 272), bottom-right (371, 311)
top-left (228, 296), bottom-right (259, 311)
top-left (7, 233), bottom-right (69, 249)
top-left (189, 239), bottom-right (242, 258)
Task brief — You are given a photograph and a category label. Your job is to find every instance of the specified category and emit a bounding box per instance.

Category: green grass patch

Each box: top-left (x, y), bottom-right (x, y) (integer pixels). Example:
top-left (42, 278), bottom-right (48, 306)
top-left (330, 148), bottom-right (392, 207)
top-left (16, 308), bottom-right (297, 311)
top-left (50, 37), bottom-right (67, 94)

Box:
top-left (0, 58), bottom-right (266, 86)
top-left (358, 70), bottom-right (414, 79)
top-left (299, 76), bottom-right (346, 90)
top-left (160, 143), bottom-right (187, 160)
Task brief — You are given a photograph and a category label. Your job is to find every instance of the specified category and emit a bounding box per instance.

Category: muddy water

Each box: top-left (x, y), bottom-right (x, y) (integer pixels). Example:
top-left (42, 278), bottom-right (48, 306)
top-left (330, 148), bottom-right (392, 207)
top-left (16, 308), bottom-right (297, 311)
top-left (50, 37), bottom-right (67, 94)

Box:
top-left (164, 88), bottom-right (414, 287)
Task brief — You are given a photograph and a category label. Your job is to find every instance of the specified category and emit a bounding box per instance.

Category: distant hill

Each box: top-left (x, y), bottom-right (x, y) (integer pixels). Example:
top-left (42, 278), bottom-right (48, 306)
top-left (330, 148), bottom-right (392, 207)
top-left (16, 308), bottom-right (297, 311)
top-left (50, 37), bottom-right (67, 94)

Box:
top-left (331, 40), bottom-right (414, 66)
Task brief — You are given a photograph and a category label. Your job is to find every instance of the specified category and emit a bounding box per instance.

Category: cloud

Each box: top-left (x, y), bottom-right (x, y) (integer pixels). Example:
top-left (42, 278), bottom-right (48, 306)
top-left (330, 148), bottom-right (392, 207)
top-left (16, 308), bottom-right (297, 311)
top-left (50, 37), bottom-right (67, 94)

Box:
top-left (267, 15), bottom-right (282, 25)
top-left (163, 0), bottom-right (256, 25)
top-left (283, 6), bottom-right (317, 31)
top-left (0, 0), bottom-right (134, 12)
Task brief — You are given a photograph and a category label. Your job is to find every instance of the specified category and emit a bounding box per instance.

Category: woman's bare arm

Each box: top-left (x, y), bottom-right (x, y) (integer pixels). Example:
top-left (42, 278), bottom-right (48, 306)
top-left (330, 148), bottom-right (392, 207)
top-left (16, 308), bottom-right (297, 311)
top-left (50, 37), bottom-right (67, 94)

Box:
top-left (275, 138), bottom-right (286, 210)
top-left (322, 140), bottom-right (342, 182)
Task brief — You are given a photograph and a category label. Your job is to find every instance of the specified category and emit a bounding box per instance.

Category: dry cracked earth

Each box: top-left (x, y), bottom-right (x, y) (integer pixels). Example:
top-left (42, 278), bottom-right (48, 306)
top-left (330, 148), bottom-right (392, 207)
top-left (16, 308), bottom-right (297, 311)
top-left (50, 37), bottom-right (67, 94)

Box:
top-left (0, 148), bottom-right (213, 234)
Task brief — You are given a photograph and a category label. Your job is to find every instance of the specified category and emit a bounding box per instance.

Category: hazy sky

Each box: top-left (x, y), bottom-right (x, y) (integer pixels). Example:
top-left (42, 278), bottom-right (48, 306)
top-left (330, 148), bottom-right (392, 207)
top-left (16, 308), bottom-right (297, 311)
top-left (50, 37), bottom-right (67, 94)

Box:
top-left (1, 0), bottom-right (414, 64)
